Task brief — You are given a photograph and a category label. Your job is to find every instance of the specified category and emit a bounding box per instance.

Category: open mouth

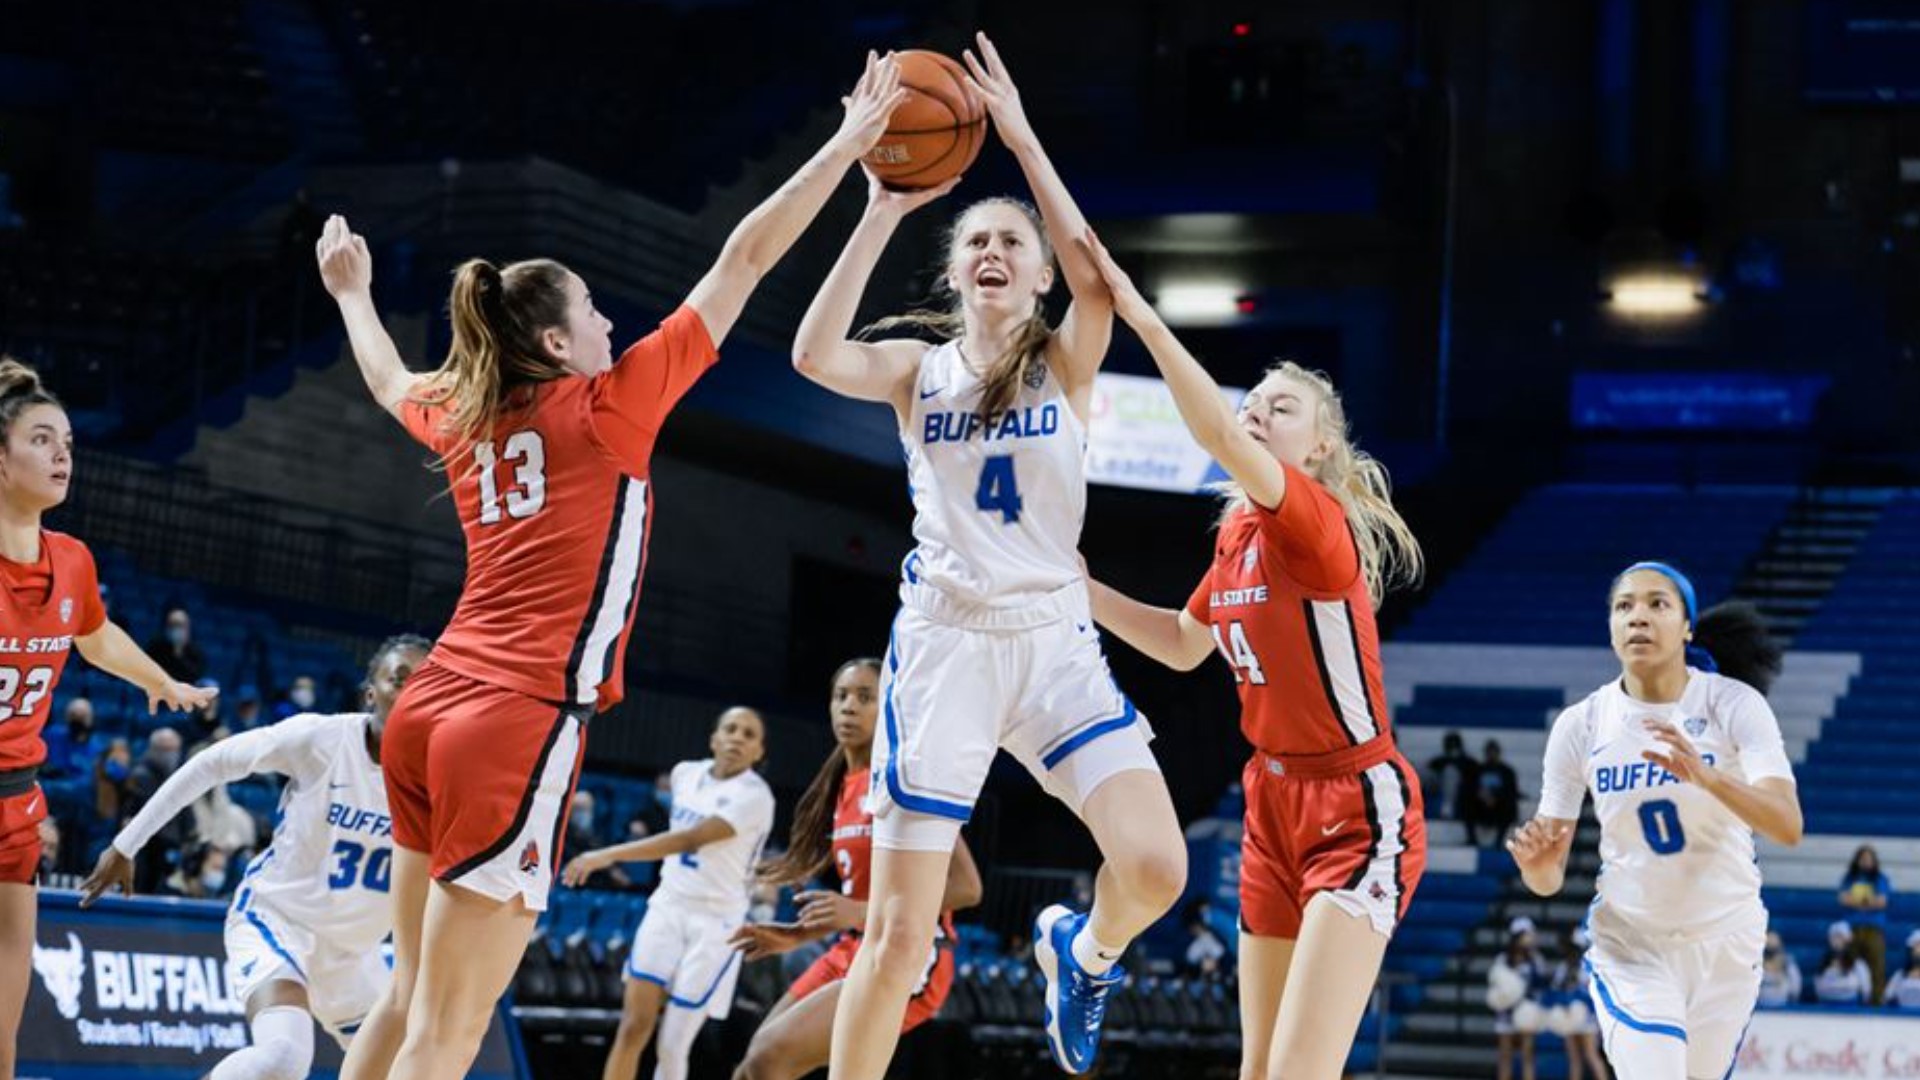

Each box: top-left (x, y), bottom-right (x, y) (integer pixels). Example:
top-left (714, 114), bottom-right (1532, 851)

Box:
top-left (976, 267), bottom-right (1009, 288)
top-left (1626, 634), bottom-right (1653, 646)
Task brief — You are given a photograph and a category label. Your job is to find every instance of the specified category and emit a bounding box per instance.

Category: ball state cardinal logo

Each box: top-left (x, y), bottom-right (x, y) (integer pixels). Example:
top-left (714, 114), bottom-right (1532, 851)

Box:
top-left (1368, 881), bottom-right (1388, 903)
top-left (519, 840), bottom-right (541, 875)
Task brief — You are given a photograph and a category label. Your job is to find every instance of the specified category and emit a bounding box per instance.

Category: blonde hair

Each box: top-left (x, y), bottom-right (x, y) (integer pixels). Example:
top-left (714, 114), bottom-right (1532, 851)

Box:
top-left (0, 356), bottom-right (61, 442)
top-left (866, 197), bottom-right (1053, 421)
top-left (419, 258), bottom-right (574, 450)
top-left (1220, 361), bottom-right (1423, 608)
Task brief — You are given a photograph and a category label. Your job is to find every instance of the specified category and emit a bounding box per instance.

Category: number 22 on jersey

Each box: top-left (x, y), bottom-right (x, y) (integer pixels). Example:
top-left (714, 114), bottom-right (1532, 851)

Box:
top-left (473, 430), bottom-right (547, 524)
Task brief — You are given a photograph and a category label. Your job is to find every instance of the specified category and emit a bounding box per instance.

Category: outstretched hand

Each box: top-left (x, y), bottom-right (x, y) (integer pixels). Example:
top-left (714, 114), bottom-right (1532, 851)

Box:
top-left (833, 51), bottom-right (911, 159)
top-left (78, 846), bottom-right (135, 908)
top-left (150, 679), bottom-right (216, 716)
top-left (961, 32), bottom-right (1035, 153)
top-left (1075, 229), bottom-right (1156, 328)
top-left (1504, 817), bottom-right (1571, 871)
top-left (864, 166), bottom-right (962, 217)
top-left (315, 215), bottom-right (373, 300)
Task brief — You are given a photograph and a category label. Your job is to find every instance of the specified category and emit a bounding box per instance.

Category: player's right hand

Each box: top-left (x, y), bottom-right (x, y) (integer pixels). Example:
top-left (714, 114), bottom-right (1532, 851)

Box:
top-left (728, 922), bottom-right (812, 961)
top-left (315, 214), bottom-right (373, 300)
top-left (78, 847), bottom-right (135, 908)
top-left (1076, 229), bottom-right (1157, 328)
top-left (1504, 817), bottom-right (1571, 868)
top-left (559, 850), bottom-right (611, 888)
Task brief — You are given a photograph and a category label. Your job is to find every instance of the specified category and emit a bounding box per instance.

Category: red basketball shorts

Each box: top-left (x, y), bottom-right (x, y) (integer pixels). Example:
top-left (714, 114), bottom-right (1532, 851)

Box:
top-left (1238, 741), bottom-right (1426, 940)
top-left (787, 932), bottom-right (954, 1032)
top-left (0, 783), bottom-right (47, 885)
top-left (382, 661), bottom-right (588, 911)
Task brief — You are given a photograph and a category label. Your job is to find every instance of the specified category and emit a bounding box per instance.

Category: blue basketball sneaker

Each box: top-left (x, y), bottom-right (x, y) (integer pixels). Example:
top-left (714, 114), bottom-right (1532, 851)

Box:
top-left (1033, 903), bottom-right (1123, 1074)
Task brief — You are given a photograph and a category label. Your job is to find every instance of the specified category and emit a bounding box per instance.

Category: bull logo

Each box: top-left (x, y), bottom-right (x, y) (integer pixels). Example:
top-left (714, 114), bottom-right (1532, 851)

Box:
top-left (31, 932), bottom-right (86, 1020)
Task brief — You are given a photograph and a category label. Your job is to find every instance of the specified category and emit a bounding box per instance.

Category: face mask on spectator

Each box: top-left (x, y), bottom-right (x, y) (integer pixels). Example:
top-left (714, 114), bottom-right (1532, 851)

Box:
top-left (104, 759), bottom-right (129, 781)
top-left (200, 869), bottom-right (225, 892)
top-left (146, 749), bottom-right (180, 772)
top-left (289, 687), bottom-right (316, 710)
top-left (166, 626), bottom-right (189, 648)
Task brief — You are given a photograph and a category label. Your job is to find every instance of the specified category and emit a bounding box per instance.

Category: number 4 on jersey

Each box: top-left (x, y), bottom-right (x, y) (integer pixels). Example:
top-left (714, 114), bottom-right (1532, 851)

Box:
top-left (975, 455), bottom-right (1023, 524)
top-left (1211, 621), bottom-right (1267, 685)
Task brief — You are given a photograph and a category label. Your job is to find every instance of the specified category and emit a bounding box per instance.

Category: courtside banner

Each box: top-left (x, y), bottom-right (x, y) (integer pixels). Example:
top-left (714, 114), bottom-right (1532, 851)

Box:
top-left (1735, 1007), bottom-right (1920, 1078)
top-left (22, 890), bottom-right (526, 1080)
top-left (1086, 372), bottom-right (1245, 494)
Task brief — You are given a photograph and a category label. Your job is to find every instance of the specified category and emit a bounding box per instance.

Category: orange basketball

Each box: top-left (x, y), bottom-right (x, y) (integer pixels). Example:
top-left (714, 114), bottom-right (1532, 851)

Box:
top-left (863, 50), bottom-right (986, 191)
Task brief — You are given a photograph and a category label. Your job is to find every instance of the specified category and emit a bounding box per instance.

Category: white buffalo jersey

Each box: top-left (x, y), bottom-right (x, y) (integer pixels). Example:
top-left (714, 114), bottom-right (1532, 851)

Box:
top-left (901, 340), bottom-right (1088, 605)
top-left (1538, 670), bottom-right (1795, 941)
top-left (114, 713), bottom-right (394, 956)
top-left (652, 759), bottom-right (775, 918)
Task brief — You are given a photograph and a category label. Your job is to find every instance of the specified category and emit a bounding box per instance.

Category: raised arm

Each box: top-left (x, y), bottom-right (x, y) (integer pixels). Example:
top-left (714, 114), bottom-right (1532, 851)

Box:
top-left (316, 216), bottom-right (423, 419)
top-left (685, 52), bottom-right (908, 347)
top-left (1086, 573), bottom-right (1216, 671)
top-left (962, 32), bottom-right (1112, 396)
top-left (790, 174), bottom-right (956, 413)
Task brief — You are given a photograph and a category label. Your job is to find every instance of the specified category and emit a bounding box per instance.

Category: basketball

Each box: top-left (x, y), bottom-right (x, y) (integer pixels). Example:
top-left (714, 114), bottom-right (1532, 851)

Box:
top-left (863, 50), bottom-right (986, 191)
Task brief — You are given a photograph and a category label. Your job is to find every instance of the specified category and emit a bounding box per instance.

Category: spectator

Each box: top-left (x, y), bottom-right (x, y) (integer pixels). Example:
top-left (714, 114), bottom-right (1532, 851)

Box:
top-left (1183, 899), bottom-right (1229, 977)
top-left (640, 769), bottom-right (672, 836)
top-left (188, 730), bottom-right (259, 861)
top-left (1488, 916), bottom-right (1547, 1080)
top-left (1839, 843), bottom-right (1892, 1003)
top-left (1549, 928), bottom-right (1607, 1080)
top-left (183, 678), bottom-right (223, 748)
top-left (123, 728), bottom-right (187, 892)
top-left (35, 817), bottom-right (61, 881)
top-left (1758, 929), bottom-right (1803, 1007)
top-left (145, 606), bottom-right (207, 684)
top-left (163, 843), bottom-right (230, 901)
top-left (1886, 931), bottom-right (1920, 1010)
top-left (1427, 730), bottom-right (1479, 821)
top-left (41, 698), bottom-right (100, 779)
top-left (94, 737), bottom-right (134, 823)
top-left (562, 790), bottom-right (614, 889)
top-left (1813, 921), bottom-right (1872, 1005)
top-left (1469, 739), bottom-right (1521, 846)
top-left (230, 684), bottom-right (264, 730)
top-left (275, 674), bottom-right (318, 722)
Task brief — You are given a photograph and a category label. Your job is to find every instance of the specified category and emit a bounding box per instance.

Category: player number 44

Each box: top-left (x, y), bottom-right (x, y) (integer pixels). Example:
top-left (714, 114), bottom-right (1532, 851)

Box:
top-left (1211, 621), bottom-right (1267, 685)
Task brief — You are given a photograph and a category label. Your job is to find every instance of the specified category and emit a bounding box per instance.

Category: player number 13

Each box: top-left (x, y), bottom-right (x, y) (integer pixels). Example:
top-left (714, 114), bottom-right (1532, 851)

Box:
top-left (473, 430), bottom-right (547, 524)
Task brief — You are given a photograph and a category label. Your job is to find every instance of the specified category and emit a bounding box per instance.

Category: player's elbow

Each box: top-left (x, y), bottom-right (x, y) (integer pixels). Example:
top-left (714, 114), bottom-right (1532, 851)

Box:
top-left (1772, 814), bottom-right (1805, 848)
top-left (790, 348), bottom-right (820, 378)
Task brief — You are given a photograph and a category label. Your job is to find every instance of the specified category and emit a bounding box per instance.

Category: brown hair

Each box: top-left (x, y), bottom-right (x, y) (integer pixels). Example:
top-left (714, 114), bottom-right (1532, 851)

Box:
top-left (1218, 361), bottom-right (1424, 608)
top-left (867, 198), bottom-right (1054, 421)
top-left (0, 357), bottom-right (62, 443)
top-left (758, 658), bottom-right (882, 887)
top-left (419, 259), bottom-right (574, 448)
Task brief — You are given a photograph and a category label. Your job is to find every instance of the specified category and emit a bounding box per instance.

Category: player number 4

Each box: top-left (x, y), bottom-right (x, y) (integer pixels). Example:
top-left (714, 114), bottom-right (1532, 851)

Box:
top-left (975, 456), bottom-right (1023, 524)
top-left (474, 430), bottom-right (548, 524)
top-left (1211, 621), bottom-right (1267, 685)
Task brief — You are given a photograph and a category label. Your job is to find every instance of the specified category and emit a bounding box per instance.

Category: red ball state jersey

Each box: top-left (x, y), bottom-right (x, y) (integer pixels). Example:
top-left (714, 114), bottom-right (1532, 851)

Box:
top-left (0, 531), bottom-right (108, 770)
top-left (400, 305), bottom-right (716, 711)
top-left (832, 767), bottom-right (956, 937)
top-left (1185, 464), bottom-right (1392, 757)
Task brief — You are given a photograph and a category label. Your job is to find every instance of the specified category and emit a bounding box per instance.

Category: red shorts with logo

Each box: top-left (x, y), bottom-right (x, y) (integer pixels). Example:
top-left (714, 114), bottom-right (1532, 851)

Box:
top-left (0, 784), bottom-right (48, 885)
top-left (788, 932), bottom-right (954, 1032)
top-left (1239, 739), bottom-right (1426, 940)
top-left (382, 661), bottom-right (588, 911)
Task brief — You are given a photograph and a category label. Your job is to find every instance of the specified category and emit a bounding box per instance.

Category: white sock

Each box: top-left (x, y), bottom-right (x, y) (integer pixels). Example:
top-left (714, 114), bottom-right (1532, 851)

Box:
top-left (210, 1005), bottom-right (314, 1080)
top-left (1069, 923), bottom-right (1125, 976)
top-left (650, 1003), bottom-right (708, 1080)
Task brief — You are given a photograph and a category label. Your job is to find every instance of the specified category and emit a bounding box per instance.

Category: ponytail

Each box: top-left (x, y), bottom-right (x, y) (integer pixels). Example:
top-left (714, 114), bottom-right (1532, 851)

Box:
top-left (1693, 601), bottom-right (1783, 695)
top-left (757, 749), bottom-right (848, 887)
top-left (423, 258), bottom-right (574, 449)
top-left (0, 357), bottom-right (62, 441)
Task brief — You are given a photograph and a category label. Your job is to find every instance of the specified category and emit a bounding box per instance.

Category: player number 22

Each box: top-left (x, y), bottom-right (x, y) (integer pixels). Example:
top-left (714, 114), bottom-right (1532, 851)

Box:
top-left (1211, 621), bottom-right (1268, 685)
top-left (474, 430), bottom-right (547, 524)
top-left (0, 666), bottom-right (55, 723)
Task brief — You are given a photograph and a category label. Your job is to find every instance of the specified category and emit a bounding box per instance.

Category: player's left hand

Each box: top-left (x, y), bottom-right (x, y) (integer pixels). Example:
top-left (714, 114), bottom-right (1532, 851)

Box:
top-left (79, 847), bottom-right (135, 908)
top-left (1642, 717), bottom-right (1712, 785)
top-left (729, 922), bottom-right (815, 961)
top-left (795, 889), bottom-right (865, 933)
top-left (150, 679), bottom-right (217, 716)
top-left (832, 50), bottom-right (910, 158)
top-left (962, 32), bottom-right (1035, 152)
top-left (560, 850), bottom-right (612, 888)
